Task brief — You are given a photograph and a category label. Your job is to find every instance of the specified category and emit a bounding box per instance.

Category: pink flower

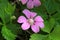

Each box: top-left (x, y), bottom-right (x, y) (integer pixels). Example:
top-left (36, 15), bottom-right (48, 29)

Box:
top-left (17, 9), bottom-right (44, 33)
top-left (20, 0), bottom-right (41, 9)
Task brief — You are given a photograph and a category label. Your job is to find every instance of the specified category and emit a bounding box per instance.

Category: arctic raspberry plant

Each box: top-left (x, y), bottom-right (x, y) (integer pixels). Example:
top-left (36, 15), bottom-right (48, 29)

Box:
top-left (17, 9), bottom-right (44, 33)
top-left (0, 0), bottom-right (60, 40)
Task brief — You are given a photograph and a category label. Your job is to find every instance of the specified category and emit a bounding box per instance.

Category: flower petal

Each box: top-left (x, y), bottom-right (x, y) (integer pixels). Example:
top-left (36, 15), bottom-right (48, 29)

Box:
top-left (33, 0), bottom-right (41, 7)
top-left (20, 0), bottom-right (28, 4)
top-left (31, 24), bottom-right (40, 33)
top-left (35, 22), bottom-right (44, 28)
top-left (23, 9), bottom-right (31, 18)
top-left (34, 16), bottom-right (44, 22)
top-left (21, 22), bottom-right (30, 30)
top-left (27, 0), bottom-right (34, 9)
top-left (17, 16), bottom-right (27, 23)
top-left (30, 12), bottom-right (37, 18)
top-left (39, 22), bottom-right (44, 28)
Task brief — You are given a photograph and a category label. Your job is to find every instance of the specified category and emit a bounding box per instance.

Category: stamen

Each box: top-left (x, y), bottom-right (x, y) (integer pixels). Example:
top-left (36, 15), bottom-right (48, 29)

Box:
top-left (28, 19), bottom-right (34, 25)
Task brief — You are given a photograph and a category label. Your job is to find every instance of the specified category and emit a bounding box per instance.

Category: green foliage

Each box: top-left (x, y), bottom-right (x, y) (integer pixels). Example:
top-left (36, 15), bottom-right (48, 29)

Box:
top-left (30, 24), bottom-right (60, 40)
top-left (0, 0), bottom-right (60, 40)
top-left (30, 34), bottom-right (47, 40)
top-left (52, 12), bottom-right (60, 23)
top-left (1, 26), bottom-right (16, 40)
top-left (0, 0), bottom-right (15, 24)
top-left (6, 23), bottom-right (20, 35)
top-left (30, 34), bottom-right (52, 40)
top-left (42, 18), bottom-right (55, 33)
top-left (0, 0), bottom-right (17, 40)
top-left (43, 0), bottom-right (56, 14)
top-left (49, 24), bottom-right (60, 40)
top-left (5, 3), bottom-right (15, 15)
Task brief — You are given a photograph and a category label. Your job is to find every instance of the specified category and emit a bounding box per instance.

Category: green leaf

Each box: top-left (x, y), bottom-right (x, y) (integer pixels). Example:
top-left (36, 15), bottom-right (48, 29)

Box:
top-left (30, 34), bottom-right (47, 40)
top-left (0, 8), bottom-right (10, 24)
top-left (0, 0), bottom-right (8, 23)
top-left (43, 36), bottom-right (52, 40)
top-left (49, 18), bottom-right (55, 27)
top-left (5, 3), bottom-right (15, 15)
top-left (54, 0), bottom-right (60, 12)
top-left (1, 26), bottom-right (16, 40)
top-left (6, 23), bottom-right (20, 35)
top-left (43, 0), bottom-right (56, 14)
top-left (52, 12), bottom-right (60, 23)
top-left (0, 0), bottom-right (15, 24)
top-left (49, 24), bottom-right (60, 40)
top-left (42, 18), bottom-right (55, 33)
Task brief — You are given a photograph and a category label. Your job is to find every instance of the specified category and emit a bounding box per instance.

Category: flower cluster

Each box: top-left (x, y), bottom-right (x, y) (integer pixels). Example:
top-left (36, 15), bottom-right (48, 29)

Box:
top-left (20, 0), bottom-right (41, 9)
top-left (17, 9), bottom-right (44, 33)
top-left (17, 0), bottom-right (44, 33)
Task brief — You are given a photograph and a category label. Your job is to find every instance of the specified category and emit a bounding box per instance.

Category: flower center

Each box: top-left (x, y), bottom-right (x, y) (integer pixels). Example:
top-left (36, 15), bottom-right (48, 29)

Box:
top-left (28, 19), bottom-right (34, 25)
